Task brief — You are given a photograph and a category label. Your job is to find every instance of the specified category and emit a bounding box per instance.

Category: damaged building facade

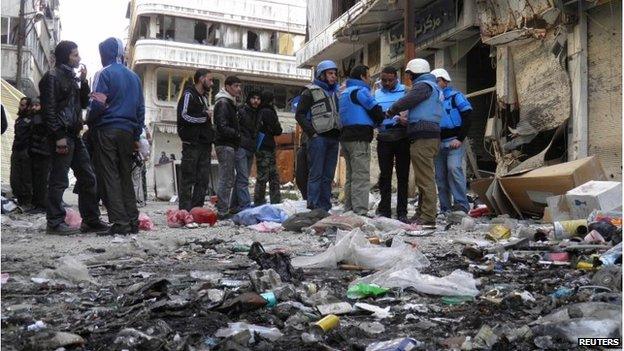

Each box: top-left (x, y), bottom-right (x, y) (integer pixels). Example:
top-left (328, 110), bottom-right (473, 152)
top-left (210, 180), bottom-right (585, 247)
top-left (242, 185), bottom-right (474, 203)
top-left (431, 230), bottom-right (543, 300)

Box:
top-left (125, 0), bottom-right (312, 192)
top-left (297, 0), bottom-right (621, 194)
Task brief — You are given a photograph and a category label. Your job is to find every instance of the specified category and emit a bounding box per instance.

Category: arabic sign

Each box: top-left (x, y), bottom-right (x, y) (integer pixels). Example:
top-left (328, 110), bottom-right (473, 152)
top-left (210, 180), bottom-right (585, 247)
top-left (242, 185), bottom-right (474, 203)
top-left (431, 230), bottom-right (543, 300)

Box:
top-left (414, 0), bottom-right (457, 45)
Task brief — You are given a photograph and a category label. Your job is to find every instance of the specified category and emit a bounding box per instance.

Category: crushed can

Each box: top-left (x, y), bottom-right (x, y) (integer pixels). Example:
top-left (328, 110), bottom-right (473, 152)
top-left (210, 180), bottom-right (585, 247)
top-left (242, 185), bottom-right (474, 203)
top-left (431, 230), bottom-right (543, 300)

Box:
top-left (313, 314), bottom-right (340, 332)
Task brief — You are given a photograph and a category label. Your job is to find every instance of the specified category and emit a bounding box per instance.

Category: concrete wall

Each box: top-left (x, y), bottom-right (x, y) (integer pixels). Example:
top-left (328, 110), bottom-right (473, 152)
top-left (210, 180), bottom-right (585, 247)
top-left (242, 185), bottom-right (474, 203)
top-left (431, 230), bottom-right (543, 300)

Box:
top-left (587, 1), bottom-right (622, 180)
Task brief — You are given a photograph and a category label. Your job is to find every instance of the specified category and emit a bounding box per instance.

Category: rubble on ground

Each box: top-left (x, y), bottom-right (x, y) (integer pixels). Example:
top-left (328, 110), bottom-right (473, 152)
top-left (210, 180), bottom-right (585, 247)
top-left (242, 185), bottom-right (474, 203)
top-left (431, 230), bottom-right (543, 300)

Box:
top-left (1, 189), bottom-right (622, 350)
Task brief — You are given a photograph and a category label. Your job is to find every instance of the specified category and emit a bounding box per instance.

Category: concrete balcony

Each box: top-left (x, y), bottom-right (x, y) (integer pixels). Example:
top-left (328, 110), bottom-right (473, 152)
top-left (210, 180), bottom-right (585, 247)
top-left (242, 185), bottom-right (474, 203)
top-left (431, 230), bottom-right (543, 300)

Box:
top-left (1, 45), bottom-right (43, 97)
top-left (131, 39), bottom-right (312, 82)
top-left (130, 0), bottom-right (306, 36)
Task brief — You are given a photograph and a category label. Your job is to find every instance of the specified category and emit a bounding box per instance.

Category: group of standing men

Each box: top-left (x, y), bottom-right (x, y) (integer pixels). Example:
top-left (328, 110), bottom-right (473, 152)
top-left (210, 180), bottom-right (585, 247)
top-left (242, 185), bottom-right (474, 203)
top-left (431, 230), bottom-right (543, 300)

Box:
top-left (295, 58), bottom-right (472, 225)
top-left (176, 70), bottom-right (283, 219)
top-left (10, 38), bottom-right (146, 235)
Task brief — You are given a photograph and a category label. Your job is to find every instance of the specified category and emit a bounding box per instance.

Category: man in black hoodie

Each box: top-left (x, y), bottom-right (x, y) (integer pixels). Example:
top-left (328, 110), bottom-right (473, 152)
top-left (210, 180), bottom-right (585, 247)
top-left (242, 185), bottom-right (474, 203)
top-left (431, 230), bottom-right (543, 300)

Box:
top-left (230, 90), bottom-right (261, 213)
top-left (40, 40), bottom-right (107, 234)
top-left (176, 69), bottom-right (214, 212)
top-left (10, 97), bottom-right (33, 207)
top-left (213, 76), bottom-right (242, 218)
top-left (254, 91), bottom-right (283, 205)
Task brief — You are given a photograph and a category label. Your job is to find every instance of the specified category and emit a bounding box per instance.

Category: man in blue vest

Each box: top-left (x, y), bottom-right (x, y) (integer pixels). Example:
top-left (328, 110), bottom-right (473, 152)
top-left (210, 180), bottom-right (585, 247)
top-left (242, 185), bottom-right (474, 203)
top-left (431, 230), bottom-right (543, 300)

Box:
top-left (295, 60), bottom-right (341, 211)
top-left (374, 66), bottom-right (409, 222)
top-left (431, 68), bottom-right (473, 213)
top-left (386, 59), bottom-right (443, 226)
top-left (339, 65), bottom-right (385, 216)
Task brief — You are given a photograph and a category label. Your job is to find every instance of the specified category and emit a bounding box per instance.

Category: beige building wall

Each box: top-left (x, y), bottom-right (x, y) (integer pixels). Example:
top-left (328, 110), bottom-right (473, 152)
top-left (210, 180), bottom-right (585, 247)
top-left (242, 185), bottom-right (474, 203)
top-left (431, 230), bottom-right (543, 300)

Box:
top-left (587, 1), bottom-right (622, 180)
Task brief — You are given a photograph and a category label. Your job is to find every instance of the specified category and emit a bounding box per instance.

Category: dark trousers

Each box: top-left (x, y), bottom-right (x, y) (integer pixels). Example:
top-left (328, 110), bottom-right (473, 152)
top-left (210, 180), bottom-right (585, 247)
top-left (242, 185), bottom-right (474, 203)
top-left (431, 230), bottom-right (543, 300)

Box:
top-left (92, 129), bottom-right (138, 227)
top-left (47, 136), bottom-right (100, 227)
top-left (31, 153), bottom-right (50, 208)
top-left (254, 149), bottom-right (281, 205)
top-left (10, 149), bottom-right (32, 206)
top-left (295, 143), bottom-right (308, 200)
top-left (376, 138), bottom-right (410, 218)
top-left (179, 142), bottom-right (212, 211)
top-left (307, 136), bottom-right (339, 211)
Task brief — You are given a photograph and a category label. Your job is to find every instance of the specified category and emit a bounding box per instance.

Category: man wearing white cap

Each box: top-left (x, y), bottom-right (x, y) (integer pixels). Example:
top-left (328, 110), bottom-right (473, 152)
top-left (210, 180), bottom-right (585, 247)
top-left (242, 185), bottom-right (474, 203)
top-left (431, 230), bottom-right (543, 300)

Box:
top-left (430, 68), bottom-right (473, 213)
top-left (386, 59), bottom-right (444, 226)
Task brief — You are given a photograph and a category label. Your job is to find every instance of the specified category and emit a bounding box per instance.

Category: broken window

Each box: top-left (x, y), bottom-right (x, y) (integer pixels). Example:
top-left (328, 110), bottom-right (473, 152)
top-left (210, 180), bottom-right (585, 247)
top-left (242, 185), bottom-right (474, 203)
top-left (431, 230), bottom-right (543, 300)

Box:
top-left (1, 17), bottom-right (9, 44)
top-left (194, 20), bottom-right (207, 44)
top-left (246, 30), bottom-right (259, 51)
top-left (156, 70), bottom-right (192, 103)
top-left (174, 17), bottom-right (195, 44)
top-left (138, 16), bottom-right (150, 39)
top-left (158, 15), bottom-right (175, 40)
top-left (222, 25), bottom-right (241, 49)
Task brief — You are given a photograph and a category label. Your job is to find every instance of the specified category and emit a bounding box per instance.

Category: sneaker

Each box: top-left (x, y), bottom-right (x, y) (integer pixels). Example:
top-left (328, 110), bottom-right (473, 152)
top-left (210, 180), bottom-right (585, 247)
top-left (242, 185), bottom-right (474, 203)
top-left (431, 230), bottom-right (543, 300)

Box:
top-left (412, 218), bottom-right (436, 228)
top-left (98, 224), bottom-right (130, 236)
top-left (80, 220), bottom-right (110, 233)
top-left (47, 223), bottom-right (80, 235)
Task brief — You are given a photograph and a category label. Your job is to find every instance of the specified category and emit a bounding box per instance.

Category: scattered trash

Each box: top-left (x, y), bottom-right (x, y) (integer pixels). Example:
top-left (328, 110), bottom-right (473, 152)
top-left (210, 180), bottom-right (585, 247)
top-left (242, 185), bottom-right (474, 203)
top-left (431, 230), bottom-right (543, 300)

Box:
top-left (441, 295), bottom-right (474, 305)
top-left (248, 221), bottom-right (283, 233)
top-left (138, 212), bottom-right (154, 231)
top-left (311, 213), bottom-right (368, 234)
top-left (189, 207), bottom-right (217, 225)
top-left (215, 322), bottom-right (283, 342)
top-left (247, 242), bottom-right (303, 282)
top-left (64, 208), bottom-right (82, 229)
top-left (166, 209), bottom-right (194, 228)
top-left (282, 209), bottom-right (330, 232)
top-left (347, 283), bottom-right (389, 299)
top-left (232, 204), bottom-right (288, 225)
top-left (365, 337), bottom-right (424, 351)
top-left (26, 320), bottom-right (46, 331)
top-left (1, 272), bottom-right (9, 285)
top-left (486, 224), bottom-right (511, 241)
top-left (599, 242), bottom-right (622, 266)
top-left (313, 314), bottom-right (340, 333)
top-left (354, 302), bottom-right (393, 319)
top-left (358, 321), bottom-right (386, 335)
top-left (216, 292), bottom-right (267, 314)
top-left (37, 256), bottom-right (96, 285)
top-left (317, 302), bottom-right (353, 315)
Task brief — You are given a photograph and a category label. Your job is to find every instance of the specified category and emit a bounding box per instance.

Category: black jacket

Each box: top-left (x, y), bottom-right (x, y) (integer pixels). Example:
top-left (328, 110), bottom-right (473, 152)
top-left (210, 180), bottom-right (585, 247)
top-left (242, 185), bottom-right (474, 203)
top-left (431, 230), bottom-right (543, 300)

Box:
top-left (176, 86), bottom-right (214, 144)
top-left (12, 111), bottom-right (32, 152)
top-left (30, 111), bottom-right (50, 156)
top-left (238, 104), bottom-right (260, 152)
top-left (258, 105), bottom-right (283, 151)
top-left (39, 65), bottom-right (90, 140)
top-left (213, 92), bottom-right (240, 148)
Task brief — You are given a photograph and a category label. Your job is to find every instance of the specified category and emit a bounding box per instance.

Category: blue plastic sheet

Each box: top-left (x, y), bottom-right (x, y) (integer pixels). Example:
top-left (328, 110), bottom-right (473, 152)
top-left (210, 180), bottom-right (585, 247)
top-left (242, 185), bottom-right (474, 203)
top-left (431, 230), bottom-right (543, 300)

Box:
top-left (233, 204), bottom-right (289, 226)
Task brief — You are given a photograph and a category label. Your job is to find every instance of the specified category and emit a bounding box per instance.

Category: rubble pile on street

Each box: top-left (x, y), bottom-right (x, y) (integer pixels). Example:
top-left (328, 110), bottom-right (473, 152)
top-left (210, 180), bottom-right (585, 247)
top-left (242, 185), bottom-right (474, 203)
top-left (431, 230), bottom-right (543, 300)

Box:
top-left (1, 189), bottom-right (622, 350)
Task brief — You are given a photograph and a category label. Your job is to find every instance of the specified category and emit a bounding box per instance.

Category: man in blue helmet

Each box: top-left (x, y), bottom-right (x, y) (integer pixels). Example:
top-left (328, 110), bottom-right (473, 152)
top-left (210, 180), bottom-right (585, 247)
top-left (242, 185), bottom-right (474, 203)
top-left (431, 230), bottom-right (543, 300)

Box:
top-left (338, 65), bottom-right (385, 216)
top-left (386, 58), bottom-right (443, 226)
top-left (431, 68), bottom-right (473, 213)
top-left (295, 60), bottom-right (341, 211)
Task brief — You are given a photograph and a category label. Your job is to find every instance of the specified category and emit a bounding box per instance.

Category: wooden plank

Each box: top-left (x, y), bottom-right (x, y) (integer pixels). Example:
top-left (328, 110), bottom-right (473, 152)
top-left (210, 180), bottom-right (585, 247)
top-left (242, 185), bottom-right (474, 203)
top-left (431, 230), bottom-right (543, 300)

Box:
top-left (464, 137), bottom-right (481, 179)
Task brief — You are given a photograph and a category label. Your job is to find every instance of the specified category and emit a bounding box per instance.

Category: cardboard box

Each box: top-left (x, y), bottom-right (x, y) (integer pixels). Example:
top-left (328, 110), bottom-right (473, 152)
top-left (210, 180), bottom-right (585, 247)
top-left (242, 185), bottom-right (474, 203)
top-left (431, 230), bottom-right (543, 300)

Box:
top-left (565, 181), bottom-right (622, 219)
top-left (498, 156), bottom-right (606, 217)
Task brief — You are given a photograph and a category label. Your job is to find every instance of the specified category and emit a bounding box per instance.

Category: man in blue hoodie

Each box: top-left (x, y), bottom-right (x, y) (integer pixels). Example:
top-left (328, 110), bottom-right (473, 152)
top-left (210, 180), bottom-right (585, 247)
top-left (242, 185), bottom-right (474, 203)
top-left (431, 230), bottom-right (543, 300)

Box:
top-left (295, 60), bottom-right (341, 212)
top-left (338, 65), bottom-right (385, 216)
top-left (88, 37), bottom-right (145, 235)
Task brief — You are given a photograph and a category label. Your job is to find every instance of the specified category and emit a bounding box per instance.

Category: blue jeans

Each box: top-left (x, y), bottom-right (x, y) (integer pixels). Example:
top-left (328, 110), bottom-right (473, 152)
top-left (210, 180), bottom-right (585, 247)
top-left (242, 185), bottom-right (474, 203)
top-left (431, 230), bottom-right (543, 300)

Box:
top-left (230, 147), bottom-right (254, 212)
top-left (307, 136), bottom-right (339, 211)
top-left (434, 139), bottom-right (469, 213)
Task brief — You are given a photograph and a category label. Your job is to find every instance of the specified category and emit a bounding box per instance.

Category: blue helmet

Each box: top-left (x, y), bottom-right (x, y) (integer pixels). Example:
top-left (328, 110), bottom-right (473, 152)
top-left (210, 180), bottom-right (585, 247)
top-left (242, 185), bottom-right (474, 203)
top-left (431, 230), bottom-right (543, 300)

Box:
top-left (315, 60), bottom-right (338, 79)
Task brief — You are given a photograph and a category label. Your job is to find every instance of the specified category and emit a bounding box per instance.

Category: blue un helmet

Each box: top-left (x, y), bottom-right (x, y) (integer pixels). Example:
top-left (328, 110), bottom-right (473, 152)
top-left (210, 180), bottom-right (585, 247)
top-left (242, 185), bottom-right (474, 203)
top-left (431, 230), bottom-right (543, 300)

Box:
top-left (315, 60), bottom-right (338, 79)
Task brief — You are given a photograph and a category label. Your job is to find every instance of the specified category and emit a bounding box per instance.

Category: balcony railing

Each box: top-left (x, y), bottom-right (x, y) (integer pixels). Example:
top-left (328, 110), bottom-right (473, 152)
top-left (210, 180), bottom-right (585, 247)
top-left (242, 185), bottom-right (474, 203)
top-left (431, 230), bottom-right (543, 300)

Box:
top-left (132, 39), bottom-right (311, 82)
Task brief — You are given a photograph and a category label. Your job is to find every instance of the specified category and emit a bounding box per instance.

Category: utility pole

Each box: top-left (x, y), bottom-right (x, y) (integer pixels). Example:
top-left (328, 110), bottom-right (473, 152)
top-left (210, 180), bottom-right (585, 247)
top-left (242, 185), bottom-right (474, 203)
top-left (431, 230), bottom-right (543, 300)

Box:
top-left (403, 0), bottom-right (415, 85)
top-left (15, 0), bottom-right (26, 92)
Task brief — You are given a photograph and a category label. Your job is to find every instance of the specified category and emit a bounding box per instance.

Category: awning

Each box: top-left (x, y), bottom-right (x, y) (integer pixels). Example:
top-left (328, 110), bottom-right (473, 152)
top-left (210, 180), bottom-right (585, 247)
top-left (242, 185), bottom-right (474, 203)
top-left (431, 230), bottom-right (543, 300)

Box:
top-left (296, 0), bottom-right (404, 68)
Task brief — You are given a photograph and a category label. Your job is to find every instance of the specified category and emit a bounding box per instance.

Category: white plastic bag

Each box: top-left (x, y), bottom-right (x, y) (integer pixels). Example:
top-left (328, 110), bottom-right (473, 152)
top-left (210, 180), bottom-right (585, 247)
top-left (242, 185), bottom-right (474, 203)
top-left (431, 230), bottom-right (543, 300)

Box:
top-left (215, 322), bottom-right (283, 342)
top-left (292, 229), bottom-right (430, 269)
top-left (350, 263), bottom-right (479, 297)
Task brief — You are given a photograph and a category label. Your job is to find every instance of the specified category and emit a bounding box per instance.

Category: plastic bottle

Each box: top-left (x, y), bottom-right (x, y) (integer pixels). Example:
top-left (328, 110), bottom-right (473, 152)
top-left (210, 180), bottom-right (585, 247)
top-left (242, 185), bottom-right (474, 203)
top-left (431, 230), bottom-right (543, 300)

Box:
top-left (599, 243), bottom-right (622, 266)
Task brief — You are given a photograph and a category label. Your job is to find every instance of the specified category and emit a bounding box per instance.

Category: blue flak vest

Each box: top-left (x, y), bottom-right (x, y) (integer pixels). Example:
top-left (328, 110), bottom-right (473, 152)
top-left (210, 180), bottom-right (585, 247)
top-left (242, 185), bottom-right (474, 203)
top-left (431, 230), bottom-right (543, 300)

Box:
top-left (375, 83), bottom-right (406, 112)
top-left (339, 79), bottom-right (375, 127)
top-left (440, 87), bottom-right (472, 130)
top-left (408, 74), bottom-right (444, 125)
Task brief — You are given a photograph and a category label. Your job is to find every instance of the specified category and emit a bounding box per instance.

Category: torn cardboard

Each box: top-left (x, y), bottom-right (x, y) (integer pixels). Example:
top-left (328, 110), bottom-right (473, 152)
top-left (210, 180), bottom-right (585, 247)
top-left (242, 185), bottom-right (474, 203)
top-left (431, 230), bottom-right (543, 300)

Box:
top-left (498, 157), bottom-right (607, 217)
top-left (565, 181), bottom-right (622, 219)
